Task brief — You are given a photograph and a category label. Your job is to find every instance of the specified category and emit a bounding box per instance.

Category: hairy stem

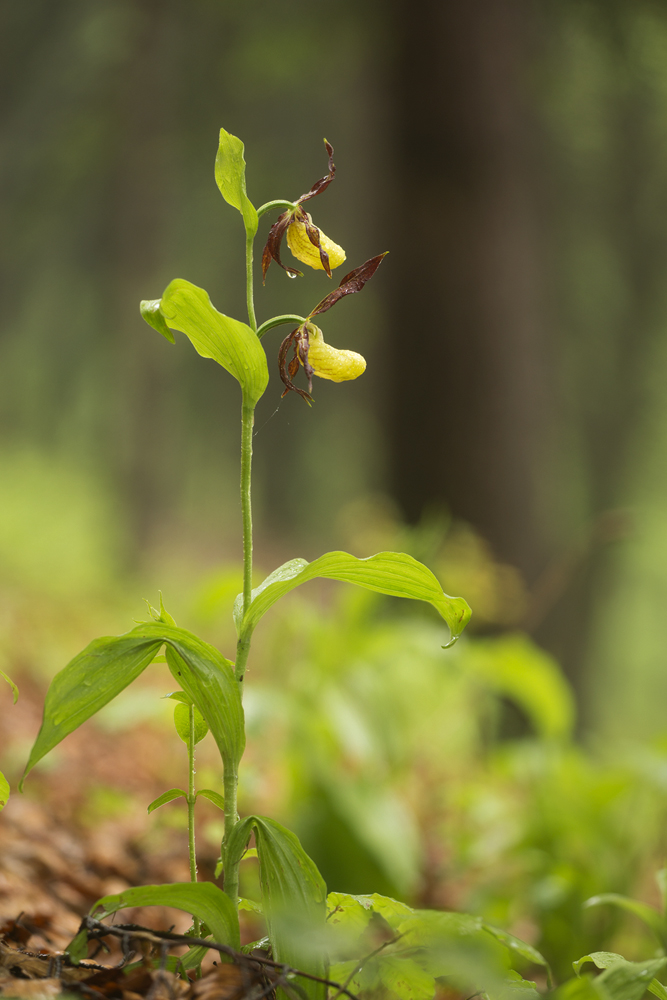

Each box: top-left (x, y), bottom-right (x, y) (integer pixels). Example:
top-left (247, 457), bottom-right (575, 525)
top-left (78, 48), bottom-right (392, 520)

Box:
top-left (222, 761), bottom-right (239, 905)
top-left (246, 231), bottom-right (257, 333)
top-left (187, 705), bottom-right (201, 938)
top-left (239, 397), bottom-right (254, 636)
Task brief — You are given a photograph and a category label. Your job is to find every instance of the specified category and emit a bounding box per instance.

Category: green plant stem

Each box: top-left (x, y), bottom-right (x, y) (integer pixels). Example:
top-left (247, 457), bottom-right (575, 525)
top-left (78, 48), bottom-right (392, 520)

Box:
top-left (223, 221), bottom-right (261, 913)
top-left (187, 705), bottom-right (201, 938)
top-left (246, 231), bottom-right (257, 333)
top-left (222, 762), bottom-right (239, 906)
top-left (256, 314), bottom-right (306, 339)
top-left (239, 396), bottom-right (254, 647)
top-left (257, 199), bottom-right (296, 218)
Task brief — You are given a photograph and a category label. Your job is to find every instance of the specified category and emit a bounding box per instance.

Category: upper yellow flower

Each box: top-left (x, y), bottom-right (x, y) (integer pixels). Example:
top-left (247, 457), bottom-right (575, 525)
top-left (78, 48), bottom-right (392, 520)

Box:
top-left (286, 214), bottom-right (346, 272)
top-left (262, 140), bottom-right (347, 282)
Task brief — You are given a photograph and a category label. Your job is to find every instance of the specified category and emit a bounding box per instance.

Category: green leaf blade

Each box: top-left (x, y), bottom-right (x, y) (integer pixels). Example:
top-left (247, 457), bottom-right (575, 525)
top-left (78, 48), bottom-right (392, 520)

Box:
top-left (237, 551), bottom-right (471, 646)
top-left (215, 128), bottom-right (259, 236)
top-left (93, 882), bottom-right (240, 950)
top-left (21, 634), bottom-right (162, 789)
top-left (147, 788), bottom-right (187, 814)
top-left (140, 299), bottom-right (175, 343)
top-left (196, 789), bottom-right (226, 811)
top-left (131, 622), bottom-right (245, 771)
top-left (228, 816), bottom-right (327, 1000)
top-left (159, 280), bottom-right (268, 404)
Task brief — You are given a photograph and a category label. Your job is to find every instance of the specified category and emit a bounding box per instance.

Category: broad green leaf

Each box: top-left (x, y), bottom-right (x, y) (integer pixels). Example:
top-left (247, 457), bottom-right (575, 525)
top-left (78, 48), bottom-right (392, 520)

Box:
top-left (92, 882), bottom-right (240, 950)
top-left (596, 958), bottom-right (667, 1000)
top-left (215, 128), bottom-right (259, 236)
top-left (197, 789), bottom-right (226, 811)
top-left (484, 921), bottom-right (551, 984)
top-left (1, 670), bottom-right (18, 704)
top-left (147, 788), bottom-right (187, 813)
top-left (143, 280), bottom-right (268, 406)
top-left (140, 299), bottom-right (175, 343)
top-left (235, 551), bottom-right (471, 647)
top-left (555, 974), bottom-right (601, 1000)
top-left (227, 815), bottom-right (327, 1000)
top-left (373, 956), bottom-right (436, 1000)
top-left (0, 771), bottom-right (9, 810)
top-left (574, 953), bottom-right (626, 977)
top-left (574, 954), bottom-right (667, 1000)
top-left (585, 895), bottom-right (667, 945)
top-left (496, 970), bottom-right (540, 1000)
top-left (21, 633), bottom-right (162, 788)
top-left (22, 622), bottom-right (244, 789)
top-left (356, 893), bottom-right (414, 930)
top-left (327, 892), bottom-right (376, 937)
top-left (173, 702), bottom-right (209, 746)
top-left (396, 910), bottom-right (507, 993)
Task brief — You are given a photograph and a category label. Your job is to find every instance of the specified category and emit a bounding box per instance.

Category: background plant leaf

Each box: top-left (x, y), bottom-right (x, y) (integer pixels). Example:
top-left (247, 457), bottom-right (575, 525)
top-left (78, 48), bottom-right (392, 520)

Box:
top-left (227, 815), bottom-right (327, 1000)
top-left (0, 771), bottom-right (9, 810)
top-left (235, 551), bottom-right (471, 647)
top-left (143, 280), bottom-right (268, 405)
top-left (92, 882), bottom-right (240, 950)
top-left (595, 958), bottom-right (667, 1000)
top-left (585, 895), bottom-right (667, 946)
top-left (215, 127), bottom-right (258, 236)
top-left (484, 921), bottom-right (552, 983)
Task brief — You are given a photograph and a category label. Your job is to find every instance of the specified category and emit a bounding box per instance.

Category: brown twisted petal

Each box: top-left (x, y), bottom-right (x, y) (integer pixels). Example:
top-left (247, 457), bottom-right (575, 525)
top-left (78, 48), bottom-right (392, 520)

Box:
top-left (278, 326), bottom-right (313, 403)
top-left (309, 252), bottom-right (389, 318)
top-left (261, 212), bottom-right (303, 283)
top-left (295, 140), bottom-right (336, 204)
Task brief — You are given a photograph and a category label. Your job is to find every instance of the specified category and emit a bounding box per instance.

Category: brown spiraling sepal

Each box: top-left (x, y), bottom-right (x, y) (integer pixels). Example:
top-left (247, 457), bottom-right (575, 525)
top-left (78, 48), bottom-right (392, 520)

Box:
top-left (309, 252), bottom-right (389, 318)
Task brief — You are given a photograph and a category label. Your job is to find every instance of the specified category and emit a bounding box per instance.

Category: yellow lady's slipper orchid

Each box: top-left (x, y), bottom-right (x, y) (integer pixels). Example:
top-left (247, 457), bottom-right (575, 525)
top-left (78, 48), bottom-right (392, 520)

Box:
top-left (300, 323), bottom-right (364, 382)
top-left (277, 253), bottom-right (388, 402)
top-left (286, 215), bottom-right (346, 272)
top-left (262, 140), bottom-right (346, 281)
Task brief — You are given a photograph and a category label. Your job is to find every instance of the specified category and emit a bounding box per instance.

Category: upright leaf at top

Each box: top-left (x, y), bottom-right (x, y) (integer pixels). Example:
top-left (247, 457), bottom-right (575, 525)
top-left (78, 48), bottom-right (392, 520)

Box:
top-left (215, 128), bottom-right (259, 237)
top-left (141, 280), bottom-right (268, 405)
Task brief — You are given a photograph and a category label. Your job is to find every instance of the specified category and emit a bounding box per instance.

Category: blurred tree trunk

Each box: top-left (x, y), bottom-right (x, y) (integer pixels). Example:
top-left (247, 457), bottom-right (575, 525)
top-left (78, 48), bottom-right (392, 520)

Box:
top-left (386, 0), bottom-right (548, 582)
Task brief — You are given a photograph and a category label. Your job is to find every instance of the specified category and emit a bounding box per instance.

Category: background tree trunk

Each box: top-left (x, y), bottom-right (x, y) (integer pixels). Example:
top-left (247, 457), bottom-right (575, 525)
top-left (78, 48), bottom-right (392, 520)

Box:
top-left (386, 0), bottom-right (548, 583)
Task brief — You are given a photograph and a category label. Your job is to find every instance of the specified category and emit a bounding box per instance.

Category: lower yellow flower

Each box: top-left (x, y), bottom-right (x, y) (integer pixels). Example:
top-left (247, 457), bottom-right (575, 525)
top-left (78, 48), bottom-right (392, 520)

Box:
top-left (301, 323), bottom-right (365, 382)
top-left (286, 216), bottom-right (346, 272)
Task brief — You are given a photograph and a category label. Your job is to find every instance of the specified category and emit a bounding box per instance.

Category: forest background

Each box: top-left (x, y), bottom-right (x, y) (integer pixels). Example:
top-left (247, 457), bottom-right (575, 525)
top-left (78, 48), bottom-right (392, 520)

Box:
top-left (3, 0), bottom-right (667, 984)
